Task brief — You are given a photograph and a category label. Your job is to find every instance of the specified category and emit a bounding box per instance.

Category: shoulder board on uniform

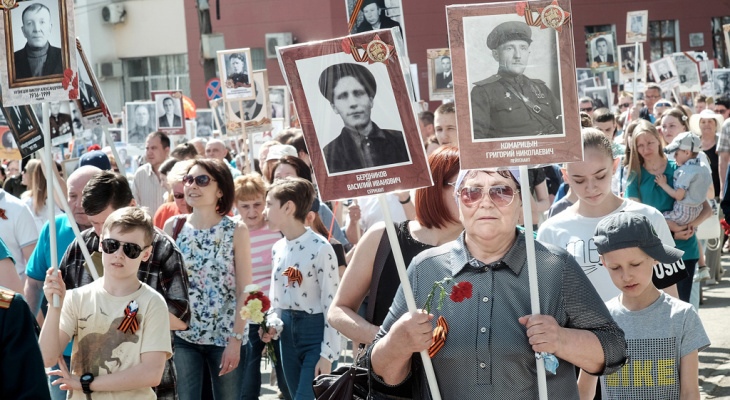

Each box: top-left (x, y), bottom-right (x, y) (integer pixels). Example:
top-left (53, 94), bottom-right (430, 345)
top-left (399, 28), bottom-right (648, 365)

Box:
top-left (530, 78), bottom-right (546, 85)
top-left (474, 75), bottom-right (502, 86)
top-left (0, 287), bottom-right (15, 309)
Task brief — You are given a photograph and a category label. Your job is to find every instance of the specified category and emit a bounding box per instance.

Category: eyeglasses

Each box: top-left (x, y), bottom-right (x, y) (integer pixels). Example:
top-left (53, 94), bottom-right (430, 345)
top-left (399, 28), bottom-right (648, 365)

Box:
top-left (619, 103), bottom-right (631, 109)
top-left (655, 102), bottom-right (671, 108)
top-left (716, 108), bottom-right (729, 115)
top-left (457, 185), bottom-right (520, 207)
top-left (580, 107), bottom-right (594, 112)
top-left (101, 238), bottom-right (149, 259)
top-left (173, 192), bottom-right (185, 199)
top-left (182, 174), bottom-right (214, 187)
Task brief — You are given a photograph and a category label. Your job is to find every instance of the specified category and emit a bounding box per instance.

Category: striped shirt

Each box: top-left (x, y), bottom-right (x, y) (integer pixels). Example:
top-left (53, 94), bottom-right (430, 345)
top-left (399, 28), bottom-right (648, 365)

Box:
top-left (249, 227), bottom-right (281, 295)
top-left (132, 163), bottom-right (167, 216)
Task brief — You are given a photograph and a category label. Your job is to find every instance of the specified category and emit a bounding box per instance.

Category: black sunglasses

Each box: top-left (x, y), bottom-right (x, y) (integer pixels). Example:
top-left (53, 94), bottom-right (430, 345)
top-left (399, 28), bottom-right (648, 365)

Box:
top-left (619, 103), bottom-right (631, 108)
top-left (173, 192), bottom-right (185, 199)
top-left (101, 238), bottom-right (149, 259)
top-left (182, 174), bottom-right (214, 187)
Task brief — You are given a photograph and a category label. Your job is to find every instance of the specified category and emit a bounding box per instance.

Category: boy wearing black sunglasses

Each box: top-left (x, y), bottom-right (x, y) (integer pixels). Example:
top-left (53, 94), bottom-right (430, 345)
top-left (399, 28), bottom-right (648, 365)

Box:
top-left (40, 207), bottom-right (172, 399)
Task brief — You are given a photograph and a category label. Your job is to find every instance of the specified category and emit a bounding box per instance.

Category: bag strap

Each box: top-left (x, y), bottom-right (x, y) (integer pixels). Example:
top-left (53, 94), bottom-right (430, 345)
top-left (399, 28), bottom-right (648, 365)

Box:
top-left (172, 215), bottom-right (187, 241)
top-left (366, 224), bottom-right (393, 324)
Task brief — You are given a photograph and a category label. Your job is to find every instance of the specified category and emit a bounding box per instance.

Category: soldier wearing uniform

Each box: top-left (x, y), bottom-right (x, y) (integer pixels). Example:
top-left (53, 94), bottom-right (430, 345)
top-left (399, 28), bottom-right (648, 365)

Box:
top-left (0, 287), bottom-right (51, 399)
top-left (470, 21), bottom-right (563, 140)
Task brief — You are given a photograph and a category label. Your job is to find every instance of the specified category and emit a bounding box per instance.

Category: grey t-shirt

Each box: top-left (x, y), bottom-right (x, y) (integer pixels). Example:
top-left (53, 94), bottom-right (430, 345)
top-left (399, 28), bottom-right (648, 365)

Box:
top-left (601, 292), bottom-right (710, 399)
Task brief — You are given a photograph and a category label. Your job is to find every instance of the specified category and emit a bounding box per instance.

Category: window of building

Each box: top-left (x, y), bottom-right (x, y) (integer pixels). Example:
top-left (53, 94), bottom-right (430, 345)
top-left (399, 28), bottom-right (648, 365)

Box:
top-left (251, 48), bottom-right (266, 70)
top-left (712, 16), bottom-right (730, 67)
top-left (122, 54), bottom-right (191, 102)
top-left (649, 20), bottom-right (679, 61)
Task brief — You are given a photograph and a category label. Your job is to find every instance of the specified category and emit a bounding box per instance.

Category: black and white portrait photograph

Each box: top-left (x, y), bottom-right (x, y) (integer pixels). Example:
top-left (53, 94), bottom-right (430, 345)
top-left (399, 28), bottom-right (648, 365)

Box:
top-left (672, 52), bottom-right (701, 93)
top-left (463, 15), bottom-right (563, 141)
top-left (217, 48), bottom-right (254, 101)
top-left (588, 31), bottom-right (618, 71)
top-left (346, 0), bottom-right (403, 35)
top-left (427, 48), bottom-right (453, 101)
top-left (689, 33), bottom-right (704, 48)
top-left (125, 101), bottom-right (156, 145)
top-left (577, 77), bottom-right (596, 97)
top-left (713, 69), bottom-right (730, 98)
top-left (268, 86), bottom-right (288, 119)
top-left (626, 10), bottom-right (648, 43)
top-left (649, 56), bottom-right (680, 89)
top-left (229, 70), bottom-right (272, 134)
top-left (1, 103), bottom-right (43, 157)
top-left (153, 91), bottom-right (184, 131)
top-left (73, 126), bottom-right (101, 157)
top-left (584, 87), bottom-right (610, 110)
top-left (107, 128), bottom-right (123, 144)
top-left (209, 99), bottom-right (227, 135)
top-left (0, 0), bottom-right (77, 106)
top-left (576, 67), bottom-right (595, 82)
top-left (618, 44), bottom-right (646, 84)
top-left (75, 39), bottom-right (111, 126)
top-left (47, 100), bottom-right (72, 145)
top-left (265, 33), bottom-right (293, 59)
top-left (195, 109), bottom-right (214, 138)
top-left (297, 55), bottom-right (411, 175)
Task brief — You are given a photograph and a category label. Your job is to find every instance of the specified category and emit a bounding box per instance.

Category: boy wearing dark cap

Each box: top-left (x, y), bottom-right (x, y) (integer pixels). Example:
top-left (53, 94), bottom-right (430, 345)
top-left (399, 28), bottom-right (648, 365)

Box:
top-left (470, 20), bottom-right (563, 139)
top-left (577, 212), bottom-right (709, 399)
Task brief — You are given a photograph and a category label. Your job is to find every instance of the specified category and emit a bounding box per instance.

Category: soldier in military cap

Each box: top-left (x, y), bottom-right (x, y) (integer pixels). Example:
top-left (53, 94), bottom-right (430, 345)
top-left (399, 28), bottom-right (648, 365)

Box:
top-left (0, 286), bottom-right (51, 399)
top-left (227, 53), bottom-right (250, 87)
top-left (470, 21), bottom-right (563, 140)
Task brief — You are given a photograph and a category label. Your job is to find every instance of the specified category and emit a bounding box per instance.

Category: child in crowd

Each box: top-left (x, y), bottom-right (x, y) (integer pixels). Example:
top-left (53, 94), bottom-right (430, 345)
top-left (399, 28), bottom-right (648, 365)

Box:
top-left (578, 212), bottom-right (710, 399)
top-left (40, 207), bottom-right (171, 399)
top-left (655, 132), bottom-right (712, 227)
top-left (262, 177), bottom-right (340, 400)
top-left (234, 174), bottom-right (290, 400)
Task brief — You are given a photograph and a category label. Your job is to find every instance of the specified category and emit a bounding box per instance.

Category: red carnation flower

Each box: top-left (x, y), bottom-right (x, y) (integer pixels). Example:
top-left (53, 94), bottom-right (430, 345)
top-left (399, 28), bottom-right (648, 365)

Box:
top-left (62, 77), bottom-right (70, 89)
top-left (450, 281), bottom-right (473, 303)
top-left (72, 75), bottom-right (79, 89)
top-left (69, 89), bottom-right (78, 100)
top-left (64, 68), bottom-right (73, 79)
top-left (245, 291), bottom-right (271, 313)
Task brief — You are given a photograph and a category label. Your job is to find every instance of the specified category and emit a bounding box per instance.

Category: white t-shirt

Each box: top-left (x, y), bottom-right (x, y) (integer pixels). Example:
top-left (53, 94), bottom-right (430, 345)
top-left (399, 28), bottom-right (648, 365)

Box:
top-left (537, 199), bottom-right (680, 301)
top-left (60, 279), bottom-right (172, 400)
top-left (349, 193), bottom-right (407, 233)
top-left (0, 190), bottom-right (39, 276)
top-left (22, 196), bottom-right (64, 232)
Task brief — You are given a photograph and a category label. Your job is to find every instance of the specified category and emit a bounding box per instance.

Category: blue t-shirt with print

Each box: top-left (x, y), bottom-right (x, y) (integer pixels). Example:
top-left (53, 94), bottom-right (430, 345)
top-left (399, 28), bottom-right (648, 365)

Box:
top-left (625, 159), bottom-right (699, 260)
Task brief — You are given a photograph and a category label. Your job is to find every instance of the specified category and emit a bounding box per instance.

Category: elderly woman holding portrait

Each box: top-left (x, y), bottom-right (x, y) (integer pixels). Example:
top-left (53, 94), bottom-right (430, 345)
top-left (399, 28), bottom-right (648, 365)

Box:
top-left (368, 169), bottom-right (627, 399)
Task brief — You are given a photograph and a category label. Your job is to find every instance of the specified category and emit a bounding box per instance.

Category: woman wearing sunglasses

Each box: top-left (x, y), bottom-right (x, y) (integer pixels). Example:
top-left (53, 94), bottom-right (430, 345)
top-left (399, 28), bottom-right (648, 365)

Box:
top-left (366, 166), bottom-right (626, 398)
top-left (164, 159), bottom-right (253, 400)
top-left (154, 160), bottom-right (194, 229)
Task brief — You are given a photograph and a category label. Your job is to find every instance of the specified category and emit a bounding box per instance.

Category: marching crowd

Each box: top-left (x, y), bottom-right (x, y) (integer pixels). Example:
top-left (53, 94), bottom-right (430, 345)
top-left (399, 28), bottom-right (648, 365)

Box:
top-left (1, 83), bottom-right (728, 400)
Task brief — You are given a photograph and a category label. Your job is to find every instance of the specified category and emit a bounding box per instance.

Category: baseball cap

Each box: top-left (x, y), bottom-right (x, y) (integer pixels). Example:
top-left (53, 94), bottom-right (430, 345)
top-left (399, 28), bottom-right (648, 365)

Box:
top-left (664, 131), bottom-right (701, 153)
top-left (79, 150), bottom-right (111, 171)
top-left (593, 212), bottom-right (683, 264)
top-left (265, 144), bottom-right (298, 162)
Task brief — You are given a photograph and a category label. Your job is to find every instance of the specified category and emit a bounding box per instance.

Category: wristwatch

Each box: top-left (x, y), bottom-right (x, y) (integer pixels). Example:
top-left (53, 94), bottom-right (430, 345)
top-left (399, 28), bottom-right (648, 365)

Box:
top-left (80, 373), bottom-right (94, 397)
top-left (230, 332), bottom-right (244, 341)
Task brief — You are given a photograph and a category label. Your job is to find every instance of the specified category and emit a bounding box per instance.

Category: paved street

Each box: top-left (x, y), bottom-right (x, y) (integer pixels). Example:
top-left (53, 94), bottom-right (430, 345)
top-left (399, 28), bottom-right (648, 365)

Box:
top-left (255, 258), bottom-right (730, 399)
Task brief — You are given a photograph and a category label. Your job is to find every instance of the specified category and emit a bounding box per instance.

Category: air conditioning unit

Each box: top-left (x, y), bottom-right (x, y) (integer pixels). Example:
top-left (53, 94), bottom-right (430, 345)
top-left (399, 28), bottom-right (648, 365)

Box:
top-left (97, 61), bottom-right (123, 80)
top-left (202, 33), bottom-right (225, 59)
top-left (102, 3), bottom-right (126, 24)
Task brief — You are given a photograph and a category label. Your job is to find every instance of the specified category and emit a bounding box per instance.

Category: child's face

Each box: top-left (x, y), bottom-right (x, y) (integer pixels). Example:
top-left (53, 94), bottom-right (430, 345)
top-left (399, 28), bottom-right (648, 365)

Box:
top-left (100, 226), bottom-right (152, 281)
top-left (674, 149), bottom-right (692, 166)
top-left (236, 195), bottom-right (266, 230)
top-left (263, 193), bottom-right (285, 232)
top-left (600, 247), bottom-right (656, 300)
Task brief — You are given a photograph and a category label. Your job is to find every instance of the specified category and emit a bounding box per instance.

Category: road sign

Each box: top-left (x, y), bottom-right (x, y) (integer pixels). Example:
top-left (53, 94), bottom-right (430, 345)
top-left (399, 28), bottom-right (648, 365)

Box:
top-left (206, 78), bottom-right (222, 100)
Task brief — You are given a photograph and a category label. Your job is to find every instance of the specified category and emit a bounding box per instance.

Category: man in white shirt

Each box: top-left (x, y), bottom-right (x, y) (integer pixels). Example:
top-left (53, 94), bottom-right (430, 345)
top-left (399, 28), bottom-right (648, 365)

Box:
top-left (132, 132), bottom-right (170, 216)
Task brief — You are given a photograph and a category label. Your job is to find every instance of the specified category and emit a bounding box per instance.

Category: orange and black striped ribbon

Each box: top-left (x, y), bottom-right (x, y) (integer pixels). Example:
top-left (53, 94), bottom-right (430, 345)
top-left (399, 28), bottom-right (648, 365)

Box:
top-left (347, 0), bottom-right (365, 32)
top-left (428, 316), bottom-right (449, 358)
top-left (282, 267), bottom-right (303, 287)
top-left (118, 302), bottom-right (139, 334)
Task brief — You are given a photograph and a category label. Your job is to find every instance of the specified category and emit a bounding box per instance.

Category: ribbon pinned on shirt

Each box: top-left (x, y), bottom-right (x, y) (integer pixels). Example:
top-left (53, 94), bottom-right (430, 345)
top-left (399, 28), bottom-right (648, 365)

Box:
top-left (118, 300), bottom-right (139, 334)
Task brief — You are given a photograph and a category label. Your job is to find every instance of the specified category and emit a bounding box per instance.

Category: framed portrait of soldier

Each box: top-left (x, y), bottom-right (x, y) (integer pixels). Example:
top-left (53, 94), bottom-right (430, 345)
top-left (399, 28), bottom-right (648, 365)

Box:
top-left (649, 56), bottom-right (679, 90)
top-left (713, 69), bottom-right (730, 98)
top-left (446, 0), bottom-right (582, 169)
top-left (626, 10), bottom-right (648, 43)
top-left (588, 31), bottom-right (618, 72)
top-left (225, 70), bottom-right (272, 135)
top-left (124, 101), bottom-right (156, 146)
top-left (268, 85), bottom-right (289, 121)
top-left (0, 126), bottom-right (22, 160)
top-left (217, 48), bottom-right (254, 101)
top-left (46, 100), bottom-right (73, 145)
top-left (209, 99), bottom-right (227, 136)
top-left (617, 44), bottom-right (646, 84)
top-left (278, 28), bottom-right (431, 201)
top-left (0, 103), bottom-right (44, 157)
top-left (672, 52), bottom-right (701, 93)
top-left (577, 77), bottom-right (596, 97)
top-left (427, 48), bottom-right (454, 101)
top-left (195, 109), bottom-right (215, 138)
top-left (0, 0), bottom-right (78, 106)
top-left (345, 0), bottom-right (404, 37)
top-left (103, 128), bottom-right (123, 147)
top-left (75, 38), bottom-right (112, 126)
top-left (265, 33), bottom-right (293, 59)
top-left (583, 87), bottom-right (610, 110)
top-left (152, 90), bottom-right (185, 135)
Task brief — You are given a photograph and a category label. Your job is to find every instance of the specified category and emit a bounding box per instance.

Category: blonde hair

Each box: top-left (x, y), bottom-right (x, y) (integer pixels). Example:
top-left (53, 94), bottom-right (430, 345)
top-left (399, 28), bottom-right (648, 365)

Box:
top-left (26, 159), bottom-right (48, 216)
top-left (234, 173), bottom-right (267, 202)
top-left (627, 120), bottom-right (664, 189)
